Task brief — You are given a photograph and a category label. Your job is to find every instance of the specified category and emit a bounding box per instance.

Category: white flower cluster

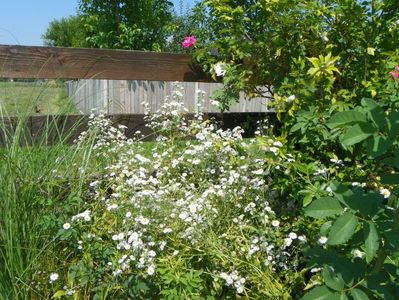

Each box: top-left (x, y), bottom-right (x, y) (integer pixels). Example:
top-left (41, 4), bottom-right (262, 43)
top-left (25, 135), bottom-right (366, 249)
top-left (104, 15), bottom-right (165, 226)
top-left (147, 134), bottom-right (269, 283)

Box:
top-left (76, 110), bottom-right (129, 155)
top-left (71, 210), bottom-right (91, 222)
top-left (54, 85), bottom-right (304, 295)
top-left (220, 271), bottom-right (246, 294)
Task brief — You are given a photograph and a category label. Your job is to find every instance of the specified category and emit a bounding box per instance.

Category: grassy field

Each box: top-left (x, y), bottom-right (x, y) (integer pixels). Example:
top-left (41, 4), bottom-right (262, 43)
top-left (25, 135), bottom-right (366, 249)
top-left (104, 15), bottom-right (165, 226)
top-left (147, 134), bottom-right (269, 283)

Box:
top-left (0, 80), bottom-right (78, 115)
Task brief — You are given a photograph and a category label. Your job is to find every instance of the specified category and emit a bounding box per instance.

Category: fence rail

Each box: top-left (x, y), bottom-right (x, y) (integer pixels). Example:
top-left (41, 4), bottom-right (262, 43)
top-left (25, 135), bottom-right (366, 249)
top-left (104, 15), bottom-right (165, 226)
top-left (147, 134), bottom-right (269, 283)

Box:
top-left (0, 44), bottom-right (275, 145)
top-left (0, 45), bottom-right (210, 82)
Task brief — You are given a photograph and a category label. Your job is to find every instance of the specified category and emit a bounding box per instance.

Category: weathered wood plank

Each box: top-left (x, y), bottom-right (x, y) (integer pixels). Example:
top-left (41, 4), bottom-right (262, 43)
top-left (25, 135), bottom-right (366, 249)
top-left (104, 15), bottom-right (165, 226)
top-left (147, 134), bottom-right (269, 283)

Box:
top-left (66, 80), bottom-right (271, 114)
top-left (0, 45), bottom-right (211, 82)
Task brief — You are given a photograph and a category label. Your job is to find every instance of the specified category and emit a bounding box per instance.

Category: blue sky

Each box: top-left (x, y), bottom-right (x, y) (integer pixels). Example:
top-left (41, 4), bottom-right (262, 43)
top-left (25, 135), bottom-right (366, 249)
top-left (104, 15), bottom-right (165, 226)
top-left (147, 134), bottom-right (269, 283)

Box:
top-left (0, 0), bottom-right (196, 46)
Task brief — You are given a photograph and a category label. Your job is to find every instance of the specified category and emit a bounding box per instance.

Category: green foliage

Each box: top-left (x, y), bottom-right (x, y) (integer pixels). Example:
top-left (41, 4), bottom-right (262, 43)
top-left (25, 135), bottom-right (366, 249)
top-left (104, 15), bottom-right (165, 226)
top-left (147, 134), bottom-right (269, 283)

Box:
top-left (301, 98), bottom-right (399, 298)
top-left (78, 0), bottom-right (174, 50)
top-left (304, 197), bottom-right (343, 218)
top-left (163, 2), bottom-right (209, 53)
top-left (0, 117), bottom-right (96, 299)
top-left (193, 0), bottom-right (399, 113)
top-left (42, 15), bottom-right (88, 47)
top-left (192, 1), bottom-right (399, 297)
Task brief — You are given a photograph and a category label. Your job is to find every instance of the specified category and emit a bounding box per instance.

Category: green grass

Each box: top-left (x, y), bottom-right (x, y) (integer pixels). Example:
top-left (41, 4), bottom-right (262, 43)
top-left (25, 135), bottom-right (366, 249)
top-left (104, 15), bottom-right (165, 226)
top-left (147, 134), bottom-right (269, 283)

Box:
top-left (0, 114), bottom-right (96, 299)
top-left (0, 80), bottom-right (78, 115)
top-left (0, 80), bottom-right (81, 299)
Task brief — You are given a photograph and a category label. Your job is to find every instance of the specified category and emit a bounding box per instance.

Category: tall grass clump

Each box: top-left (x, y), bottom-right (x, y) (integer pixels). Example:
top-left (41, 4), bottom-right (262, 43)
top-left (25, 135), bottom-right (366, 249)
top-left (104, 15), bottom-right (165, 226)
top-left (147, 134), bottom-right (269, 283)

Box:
top-left (0, 82), bottom-right (95, 299)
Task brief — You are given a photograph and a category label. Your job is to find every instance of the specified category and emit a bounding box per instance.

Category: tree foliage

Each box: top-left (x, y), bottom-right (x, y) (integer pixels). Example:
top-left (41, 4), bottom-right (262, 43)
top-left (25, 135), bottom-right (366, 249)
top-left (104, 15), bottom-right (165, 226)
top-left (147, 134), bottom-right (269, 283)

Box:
top-left (42, 15), bottom-right (88, 48)
top-left (194, 0), bottom-right (399, 111)
top-left (78, 0), bottom-right (174, 51)
top-left (163, 2), bottom-right (209, 53)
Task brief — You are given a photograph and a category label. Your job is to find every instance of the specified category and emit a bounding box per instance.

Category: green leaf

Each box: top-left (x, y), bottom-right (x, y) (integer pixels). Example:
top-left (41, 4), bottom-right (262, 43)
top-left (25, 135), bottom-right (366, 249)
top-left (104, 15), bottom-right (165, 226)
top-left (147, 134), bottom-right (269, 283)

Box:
top-left (339, 293), bottom-right (349, 300)
top-left (381, 174), bottom-right (399, 185)
top-left (305, 197), bottom-right (343, 218)
top-left (364, 221), bottom-right (379, 263)
top-left (301, 286), bottom-right (341, 300)
top-left (387, 111), bottom-right (399, 138)
top-left (52, 291), bottom-right (66, 299)
top-left (341, 189), bottom-right (383, 218)
top-left (340, 123), bottom-right (376, 147)
top-left (305, 248), bottom-right (366, 285)
top-left (322, 266), bottom-right (345, 291)
top-left (361, 98), bottom-right (386, 129)
top-left (308, 67), bottom-right (319, 76)
top-left (350, 288), bottom-right (369, 300)
top-left (327, 111), bottom-right (367, 129)
top-left (330, 181), bottom-right (353, 203)
top-left (290, 122), bottom-right (304, 133)
top-left (384, 230), bottom-right (399, 250)
top-left (366, 273), bottom-right (396, 299)
top-left (366, 135), bottom-right (392, 158)
top-left (328, 212), bottom-right (359, 245)
top-left (320, 221), bottom-right (333, 236)
top-left (382, 156), bottom-right (399, 169)
top-left (307, 57), bottom-right (320, 67)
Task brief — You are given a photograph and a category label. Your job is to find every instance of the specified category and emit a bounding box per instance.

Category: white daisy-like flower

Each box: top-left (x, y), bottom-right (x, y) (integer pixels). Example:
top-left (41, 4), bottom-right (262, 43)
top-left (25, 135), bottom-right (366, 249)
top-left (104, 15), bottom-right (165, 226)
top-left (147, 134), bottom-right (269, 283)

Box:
top-left (286, 95), bottom-right (296, 103)
top-left (318, 236), bottom-right (328, 245)
top-left (379, 188), bottom-right (391, 199)
top-left (49, 273), bottom-right (59, 283)
top-left (273, 141), bottom-right (283, 148)
top-left (211, 100), bottom-right (220, 106)
top-left (252, 169), bottom-right (263, 175)
top-left (271, 220), bottom-right (280, 227)
top-left (298, 235), bottom-right (307, 242)
top-left (321, 33), bottom-right (329, 42)
top-left (310, 267), bottom-right (321, 273)
top-left (352, 249), bottom-right (365, 259)
top-left (148, 250), bottom-right (156, 257)
top-left (147, 265), bottom-right (155, 276)
top-left (213, 62), bottom-right (227, 76)
top-left (62, 222), bottom-right (71, 230)
top-left (284, 238), bottom-right (293, 247)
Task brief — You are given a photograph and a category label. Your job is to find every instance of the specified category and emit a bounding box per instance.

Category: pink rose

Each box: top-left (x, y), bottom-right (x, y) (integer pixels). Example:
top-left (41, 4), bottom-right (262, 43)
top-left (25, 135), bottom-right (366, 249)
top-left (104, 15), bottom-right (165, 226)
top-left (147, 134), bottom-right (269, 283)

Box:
top-left (182, 36), bottom-right (197, 49)
top-left (389, 67), bottom-right (399, 80)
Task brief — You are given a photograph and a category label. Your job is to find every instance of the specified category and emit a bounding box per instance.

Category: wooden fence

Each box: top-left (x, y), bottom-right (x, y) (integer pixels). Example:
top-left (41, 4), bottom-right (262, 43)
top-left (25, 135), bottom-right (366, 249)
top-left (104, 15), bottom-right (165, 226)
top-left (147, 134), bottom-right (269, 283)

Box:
top-left (66, 80), bottom-right (269, 114)
top-left (0, 45), bottom-right (273, 144)
top-left (0, 45), bottom-right (209, 82)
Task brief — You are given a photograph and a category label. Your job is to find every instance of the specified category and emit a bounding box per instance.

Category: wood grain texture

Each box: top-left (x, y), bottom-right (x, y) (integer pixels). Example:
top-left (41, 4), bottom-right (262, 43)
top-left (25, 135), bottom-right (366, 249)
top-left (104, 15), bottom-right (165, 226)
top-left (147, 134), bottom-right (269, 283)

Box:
top-left (0, 45), bottom-right (211, 82)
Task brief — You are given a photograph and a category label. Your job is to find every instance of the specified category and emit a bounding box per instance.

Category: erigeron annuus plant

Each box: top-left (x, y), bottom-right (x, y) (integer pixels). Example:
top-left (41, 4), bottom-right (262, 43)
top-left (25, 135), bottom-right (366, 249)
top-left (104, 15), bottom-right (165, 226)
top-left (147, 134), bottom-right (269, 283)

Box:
top-left (38, 86), bottom-right (309, 299)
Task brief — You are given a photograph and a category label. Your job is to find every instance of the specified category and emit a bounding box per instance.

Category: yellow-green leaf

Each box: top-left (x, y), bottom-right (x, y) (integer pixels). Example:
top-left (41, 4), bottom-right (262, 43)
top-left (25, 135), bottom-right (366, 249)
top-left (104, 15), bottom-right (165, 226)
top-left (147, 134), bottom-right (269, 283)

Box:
top-left (367, 47), bottom-right (375, 56)
top-left (307, 57), bottom-right (320, 67)
top-left (52, 290), bottom-right (66, 299)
